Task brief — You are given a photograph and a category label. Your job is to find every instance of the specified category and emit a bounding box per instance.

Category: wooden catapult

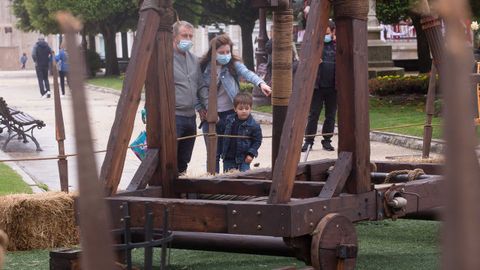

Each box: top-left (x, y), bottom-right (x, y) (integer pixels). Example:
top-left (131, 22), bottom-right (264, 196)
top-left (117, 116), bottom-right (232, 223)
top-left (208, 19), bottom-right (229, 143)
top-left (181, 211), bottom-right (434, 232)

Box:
top-left (61, 0), bottom-right (480, 269)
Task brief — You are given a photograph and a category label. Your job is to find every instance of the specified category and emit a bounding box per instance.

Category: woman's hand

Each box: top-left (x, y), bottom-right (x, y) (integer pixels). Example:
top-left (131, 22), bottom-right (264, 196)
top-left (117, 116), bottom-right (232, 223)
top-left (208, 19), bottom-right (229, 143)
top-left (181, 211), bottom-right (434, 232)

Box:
top-left (259, 82), bottom-right (272, 96)
top-left (245, 155), bottom-right (254, 164)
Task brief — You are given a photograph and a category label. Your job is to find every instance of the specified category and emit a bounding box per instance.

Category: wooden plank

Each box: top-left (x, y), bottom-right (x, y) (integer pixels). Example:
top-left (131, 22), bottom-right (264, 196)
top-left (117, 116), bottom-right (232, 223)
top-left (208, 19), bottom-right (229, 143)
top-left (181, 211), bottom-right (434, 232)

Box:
top-left (116, 186), bottom-right (162, 197)
top-left (268, 0), bottom-right (331, 204)
top-left (126, 149), bottom-right (159, 191)
top-left (207, 42), bottom-right (218, 174)
top-left (100, 8), bottom-right (161, 196)
top-left (51, 54), bottom-right (69, 192)
top-left (318, 152), bottom-right (352, 198)
top-left (173, 178), bottom-right (325, 198)
top-left (335, 18), bottom-right (371, 194)
top-left (57, 12), bottom-right (116, 270)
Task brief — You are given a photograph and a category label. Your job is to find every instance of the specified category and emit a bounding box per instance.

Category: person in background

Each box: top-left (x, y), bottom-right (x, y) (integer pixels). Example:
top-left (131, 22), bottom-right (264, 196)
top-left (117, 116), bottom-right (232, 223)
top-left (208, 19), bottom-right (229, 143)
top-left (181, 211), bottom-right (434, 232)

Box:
top-left (32, 36), bottom-right (52, 98)
top-left (20, 53), bottom-right (28, 69)
top-left (172, 20), bottom-right (209, 174)
top-left (302, 20), bottom-right (337, 152)
top-left (199, 34), bottom-right (271, 173)
top-left (222, 93), bottom-right (262, 172)
top-left (55, 42), bottom-right (69, 96)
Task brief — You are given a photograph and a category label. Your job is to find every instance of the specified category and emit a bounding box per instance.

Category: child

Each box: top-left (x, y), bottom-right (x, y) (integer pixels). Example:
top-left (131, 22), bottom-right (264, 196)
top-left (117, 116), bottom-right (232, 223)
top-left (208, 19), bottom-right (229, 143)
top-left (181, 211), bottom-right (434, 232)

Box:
top-left (221, 93), bottom-right (262, 172)
top-left (20, 53), bottom-right (28, 69)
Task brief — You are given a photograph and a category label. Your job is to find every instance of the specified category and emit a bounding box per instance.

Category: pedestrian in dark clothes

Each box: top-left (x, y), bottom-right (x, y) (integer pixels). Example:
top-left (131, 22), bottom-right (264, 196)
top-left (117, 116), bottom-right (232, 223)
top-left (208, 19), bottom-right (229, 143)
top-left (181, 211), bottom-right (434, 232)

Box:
top-left (32, 36), bottom-right (52, 98)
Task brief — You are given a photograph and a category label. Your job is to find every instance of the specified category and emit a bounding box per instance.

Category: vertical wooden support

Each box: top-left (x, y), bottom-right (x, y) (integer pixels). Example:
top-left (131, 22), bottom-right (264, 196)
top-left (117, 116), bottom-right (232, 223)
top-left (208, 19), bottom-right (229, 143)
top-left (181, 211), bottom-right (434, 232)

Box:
top-left (145, 3), bottom-right (177, 197)
top-left (440, 6), bottom-right (480, 270)
top-left (51, 56), bottom-right (69, 192)
top-left (100, 4), bottom-right (161, 196)
top-left (268, 0), bottom-right (331, 204)
top-left (476, 62), bottom-right (480, 124)
top-left (57, 12), bottom-right (115, 270)
top-left (207, 43), bottom-right (218, 174)
top-left (334, 0), bottom-right (371, 194)
top-left (271, 8), bottom-right (293, 170)
top-left (422, 63), bottom-right (437, 158)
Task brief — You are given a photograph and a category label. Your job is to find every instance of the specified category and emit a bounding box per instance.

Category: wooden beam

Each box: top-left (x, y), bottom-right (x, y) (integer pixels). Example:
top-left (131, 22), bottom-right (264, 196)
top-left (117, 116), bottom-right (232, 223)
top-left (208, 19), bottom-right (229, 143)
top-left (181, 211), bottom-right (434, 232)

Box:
top-left (335, 16), bottom-right (371, 194)
top-left (100, 7), bottom-right (161, 196)
top-left (318, 152), bottom-right (352, 198)
top-left (422, 63), bottom-right (437, 158)
top-left (207, 42), bottom-right (218, 174)
top-left (268, 0), bottom-right (331, 204)
top-left (126, 149), bottom-right (159, 191)
top-left (145, 10), bottom-right (177, 196)
top-left (57, 12), bottom-right (116, 270)
top-left (116, 186), bottom-right (162, 197)
top-left (173, 178), bottom-right (325, 198)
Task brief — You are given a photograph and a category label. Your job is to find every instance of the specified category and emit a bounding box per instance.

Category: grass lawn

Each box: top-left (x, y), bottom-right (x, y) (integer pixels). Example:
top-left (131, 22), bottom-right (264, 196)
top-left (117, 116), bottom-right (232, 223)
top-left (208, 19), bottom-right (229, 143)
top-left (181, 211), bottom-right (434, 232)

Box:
top-left (3, 219), bottom-right (439, 269)
top-left (87, 76), bottom-right (124, 90)
top-left (0, 163), bottom-right (32, 195)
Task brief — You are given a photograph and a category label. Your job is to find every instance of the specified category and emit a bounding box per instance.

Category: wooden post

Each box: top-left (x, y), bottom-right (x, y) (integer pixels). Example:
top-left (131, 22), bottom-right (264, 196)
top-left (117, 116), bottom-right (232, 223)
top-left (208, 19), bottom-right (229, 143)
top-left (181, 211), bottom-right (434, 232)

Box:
top-left (422, 63), bottom-right (437, 158)
top-left (51, 55), bottom-right (69, 192)
top-left (476, 62), bottom-right (480, 124)
top-left (271, 8), bottom-right (293, 170)
top-left (100, 2), bottom-right (161, 195)
top-left (268, 0), bottom-right (331, 204)
top-left (144, 3), bottom-right (177, 197)
top-left (207, 42), bottom-right (218, 174)
top-left (57, 12), bottom-right (116, 270)
top-left (335, 0), bottom-right (371, 194)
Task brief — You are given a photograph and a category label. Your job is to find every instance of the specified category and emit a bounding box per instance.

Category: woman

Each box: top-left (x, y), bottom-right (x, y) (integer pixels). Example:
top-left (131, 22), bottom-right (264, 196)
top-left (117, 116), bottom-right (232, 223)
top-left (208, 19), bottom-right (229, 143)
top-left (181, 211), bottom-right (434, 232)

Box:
top-left (55, 42), bottom-right (68, 96)
top-left (200, 34), bottom-right (271, 173)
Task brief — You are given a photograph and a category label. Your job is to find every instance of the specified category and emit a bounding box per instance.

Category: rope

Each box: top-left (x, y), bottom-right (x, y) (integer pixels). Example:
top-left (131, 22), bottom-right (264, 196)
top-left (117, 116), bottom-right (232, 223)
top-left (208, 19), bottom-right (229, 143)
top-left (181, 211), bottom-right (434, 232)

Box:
top-left (0, 230), bottom-right (8, 267)
top-left (384, 168), bottom-right (425, 183)
top-left (334, 0), bottom-right (369, 21)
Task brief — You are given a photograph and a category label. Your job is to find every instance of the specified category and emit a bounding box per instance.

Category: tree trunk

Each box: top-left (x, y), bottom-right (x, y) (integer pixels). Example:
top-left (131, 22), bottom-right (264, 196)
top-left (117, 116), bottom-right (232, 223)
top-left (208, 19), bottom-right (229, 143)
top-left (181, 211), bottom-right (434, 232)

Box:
top-left (88, 34), bottom-right (96, 51)
top-left (102, 27), bottom-right (120, 76)
top-left (240, 20), bottom-right (256, 71)
top-left (411, 13), bottom-right (432, 73)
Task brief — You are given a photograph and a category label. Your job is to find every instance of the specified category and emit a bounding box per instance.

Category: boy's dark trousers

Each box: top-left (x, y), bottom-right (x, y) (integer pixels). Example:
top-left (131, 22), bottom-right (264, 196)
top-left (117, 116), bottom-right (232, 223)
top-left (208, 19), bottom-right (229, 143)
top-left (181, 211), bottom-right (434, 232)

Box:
top-left (59, 71), bottom-right (67, 95)
top-left (223, 159), bottom-right (250, 172)
top-left (35, 66), bottom-right (50, 96)
top-left (304, 87), bottom-right (337, 144)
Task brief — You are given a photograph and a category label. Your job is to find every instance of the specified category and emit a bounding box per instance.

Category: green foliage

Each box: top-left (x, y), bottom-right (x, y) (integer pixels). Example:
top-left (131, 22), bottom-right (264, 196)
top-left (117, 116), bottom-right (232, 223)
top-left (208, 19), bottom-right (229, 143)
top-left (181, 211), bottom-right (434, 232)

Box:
top-left (85, 49), bottom-right (102, 77)
top-left (88, 75), bottom-right (124, 90)
top-left (376, 0), bottom-right (411, 24)
top-left (239, 82), bottom-right (254, 93)
top-left (0, 163), bottom-right (32, 195)
top-left (12, 0), bottom-right (34, 32)
top-left (368, 74), bottom-right (435, 96)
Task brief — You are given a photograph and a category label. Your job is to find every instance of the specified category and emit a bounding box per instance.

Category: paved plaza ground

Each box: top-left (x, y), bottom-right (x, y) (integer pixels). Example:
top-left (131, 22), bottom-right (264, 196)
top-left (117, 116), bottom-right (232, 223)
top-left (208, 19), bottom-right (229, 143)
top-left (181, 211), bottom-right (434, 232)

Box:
top-left (0, 70), bottom-right (423, 191)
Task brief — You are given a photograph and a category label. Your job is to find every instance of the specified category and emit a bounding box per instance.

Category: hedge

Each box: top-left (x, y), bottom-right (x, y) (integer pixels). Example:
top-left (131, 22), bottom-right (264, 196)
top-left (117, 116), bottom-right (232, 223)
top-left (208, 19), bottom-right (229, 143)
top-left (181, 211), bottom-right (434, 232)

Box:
top-left (368, 74), bottom-right (438, 96)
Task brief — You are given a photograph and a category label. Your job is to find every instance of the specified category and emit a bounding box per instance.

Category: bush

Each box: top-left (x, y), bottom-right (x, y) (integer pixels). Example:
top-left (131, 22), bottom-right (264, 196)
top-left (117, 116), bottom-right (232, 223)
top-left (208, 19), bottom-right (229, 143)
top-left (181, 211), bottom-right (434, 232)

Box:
top-left (368, 74), bottom-right (438, 96)
top-left (85, 49), bottom-right (102, 78)
top-left (240, 82), bottom-right (254, 93)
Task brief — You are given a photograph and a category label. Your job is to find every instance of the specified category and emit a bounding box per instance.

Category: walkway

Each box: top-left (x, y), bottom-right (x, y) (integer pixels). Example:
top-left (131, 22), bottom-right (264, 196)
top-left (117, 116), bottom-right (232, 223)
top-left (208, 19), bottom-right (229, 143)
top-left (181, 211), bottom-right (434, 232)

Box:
top-left (0, 70), bottom-right (423, 191)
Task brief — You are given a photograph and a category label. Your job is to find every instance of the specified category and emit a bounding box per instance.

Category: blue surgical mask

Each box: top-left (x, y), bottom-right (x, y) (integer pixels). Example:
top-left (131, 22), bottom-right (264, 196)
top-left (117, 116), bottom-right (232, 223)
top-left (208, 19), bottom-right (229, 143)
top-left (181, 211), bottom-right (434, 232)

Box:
top-left (178, 39), bottom-right (193, 52)
top-left (216, 53), bottom-right (232, 65)
top-left (324, 34), bottom-right (332, 43)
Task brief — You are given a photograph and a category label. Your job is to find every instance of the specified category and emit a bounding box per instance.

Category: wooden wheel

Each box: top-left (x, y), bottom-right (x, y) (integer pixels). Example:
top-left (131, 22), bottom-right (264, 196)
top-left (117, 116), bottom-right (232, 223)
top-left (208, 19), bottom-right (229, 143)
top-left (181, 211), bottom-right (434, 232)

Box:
top-left (310, 213), bottom-right (357, 270)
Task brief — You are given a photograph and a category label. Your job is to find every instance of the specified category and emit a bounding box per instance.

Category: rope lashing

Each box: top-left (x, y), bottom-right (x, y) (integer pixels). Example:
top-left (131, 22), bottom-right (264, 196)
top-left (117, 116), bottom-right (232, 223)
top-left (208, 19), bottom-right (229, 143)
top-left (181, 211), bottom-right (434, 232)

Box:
top-left (384, 168), bottom-right (425, 183)
top-left (334, 0), bottom-right (369, 21)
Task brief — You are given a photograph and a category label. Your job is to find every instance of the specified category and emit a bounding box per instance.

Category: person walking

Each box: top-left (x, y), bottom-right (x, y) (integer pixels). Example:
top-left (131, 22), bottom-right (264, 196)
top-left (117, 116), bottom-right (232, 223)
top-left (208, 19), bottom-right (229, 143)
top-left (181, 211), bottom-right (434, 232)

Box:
top-left (172, 20), bottom-right (209, 174)
top-left (199, 34), bottom-right (271, 173)
top-left (302, 20), bottom-right (337, 152)
top-left (32, 36), bottom-right (52, 98)
top-left (19, 53), bottom-right (28, 69)
top-left (55, 42), bottom-right (69, 96)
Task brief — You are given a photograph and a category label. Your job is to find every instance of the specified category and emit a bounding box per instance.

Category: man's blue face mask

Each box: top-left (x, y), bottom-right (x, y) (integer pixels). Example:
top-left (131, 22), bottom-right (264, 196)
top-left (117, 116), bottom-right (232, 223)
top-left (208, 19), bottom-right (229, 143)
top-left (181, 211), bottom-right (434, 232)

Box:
top-left (324, 34), bottom-right (332, 43)
top-left (216, 53), bottom-right (232, 65)
top-left (178, 40), bottom-right (193, 52)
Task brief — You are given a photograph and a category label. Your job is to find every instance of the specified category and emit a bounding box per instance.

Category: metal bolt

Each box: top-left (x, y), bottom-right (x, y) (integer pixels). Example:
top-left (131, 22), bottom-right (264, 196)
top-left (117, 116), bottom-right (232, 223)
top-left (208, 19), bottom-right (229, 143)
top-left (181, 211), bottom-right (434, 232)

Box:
top-left (120, 218), bottom-right (124, 222)
top-left (233, 224), bottom-right (237, 229)
top-left (378, 192), bottom-right (383, 197)
top-left (232, 210), bottom-right (237, 215)
top-left (336, 224), bottom-right (339, 228)
top-left (256, 211), bottom-right (262, 216)
top-left (401, 188), bottom-right (405, 192)
top-left (257, 225), bottom-right (262, 230)
top-left (323, 205), bottom-right (327, 210)
top-left (309, 222), bottom-right (314, 227)
top-left (119, 205), bottom-right (124, 209)
top-left (309, 209), bottom-right (313, 213)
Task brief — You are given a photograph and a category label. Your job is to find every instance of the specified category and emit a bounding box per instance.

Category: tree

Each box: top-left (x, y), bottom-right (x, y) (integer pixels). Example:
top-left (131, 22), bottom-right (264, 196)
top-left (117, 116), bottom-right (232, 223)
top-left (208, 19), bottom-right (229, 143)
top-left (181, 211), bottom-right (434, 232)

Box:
top-left (13, 0), bottom-right (59, 34)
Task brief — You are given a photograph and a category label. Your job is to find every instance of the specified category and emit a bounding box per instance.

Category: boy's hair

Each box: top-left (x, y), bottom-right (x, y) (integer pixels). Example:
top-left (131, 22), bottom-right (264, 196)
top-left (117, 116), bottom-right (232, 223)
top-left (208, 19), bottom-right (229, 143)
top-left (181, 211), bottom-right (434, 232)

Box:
top-left (234, 92), bottom-right (253, 108)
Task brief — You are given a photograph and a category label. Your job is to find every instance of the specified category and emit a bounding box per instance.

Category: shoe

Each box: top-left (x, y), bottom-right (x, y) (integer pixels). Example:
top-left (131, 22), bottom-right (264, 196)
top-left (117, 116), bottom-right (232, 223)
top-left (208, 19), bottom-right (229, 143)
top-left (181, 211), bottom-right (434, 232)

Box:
top-left (46, 91), bottom-right (51, 98)
top-left (321, 140), bottom-right (335, 151)
top-left (301, 142), bottom-right (313, 152)
top-left (41, 93), bottom-right (49, 99)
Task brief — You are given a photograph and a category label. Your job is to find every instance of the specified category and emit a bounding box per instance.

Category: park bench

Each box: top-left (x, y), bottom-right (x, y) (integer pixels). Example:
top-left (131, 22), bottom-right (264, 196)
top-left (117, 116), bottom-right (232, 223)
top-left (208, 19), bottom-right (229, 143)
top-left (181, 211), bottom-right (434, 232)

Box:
top-left (0, 97), bottom-right (45, 151)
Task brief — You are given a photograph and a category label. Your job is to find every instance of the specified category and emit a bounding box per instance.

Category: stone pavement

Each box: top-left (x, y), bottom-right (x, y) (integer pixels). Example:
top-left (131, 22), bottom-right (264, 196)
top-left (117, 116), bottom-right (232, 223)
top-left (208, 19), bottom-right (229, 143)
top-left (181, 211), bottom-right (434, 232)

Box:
top-left (0, 70), bottom-right (428, 192)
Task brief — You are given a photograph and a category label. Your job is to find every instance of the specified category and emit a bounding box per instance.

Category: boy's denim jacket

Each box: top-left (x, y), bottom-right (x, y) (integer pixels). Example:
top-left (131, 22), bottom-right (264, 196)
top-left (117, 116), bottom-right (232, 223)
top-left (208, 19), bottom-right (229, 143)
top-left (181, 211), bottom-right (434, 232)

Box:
top-left (222, 114), bottom-right (263, 164)
top-left (202, 61), bottom-right (265, 106)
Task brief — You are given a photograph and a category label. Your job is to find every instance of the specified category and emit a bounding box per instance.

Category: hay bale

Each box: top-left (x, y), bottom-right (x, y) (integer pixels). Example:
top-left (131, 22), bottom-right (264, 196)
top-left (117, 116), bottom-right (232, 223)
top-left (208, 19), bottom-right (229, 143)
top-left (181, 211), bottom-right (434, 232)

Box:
top-left (0, 192), bottom-right (79, 251)
top-left (0, 230), bottom-right (7, 269)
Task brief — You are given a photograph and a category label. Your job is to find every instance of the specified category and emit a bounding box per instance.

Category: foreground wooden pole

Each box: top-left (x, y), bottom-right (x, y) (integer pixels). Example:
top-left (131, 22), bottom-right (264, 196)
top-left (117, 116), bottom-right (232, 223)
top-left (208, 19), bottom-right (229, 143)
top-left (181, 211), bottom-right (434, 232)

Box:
top-left (57, 12), bottom-right (116, 270)
top-left (268, 0), bottom-right (331, 204)
top-left (144, 1), bottom-right (177, 196)
top-left (51, 56), bottom-right (69, 192)
top-left (335, 0), bottom-right (371, 194)
top-left (422, 63), bottom-right (437, 158)
top-left (207, 42), bottom-right (218, 174)
top-left (100, 2), bottom-right (161, 195)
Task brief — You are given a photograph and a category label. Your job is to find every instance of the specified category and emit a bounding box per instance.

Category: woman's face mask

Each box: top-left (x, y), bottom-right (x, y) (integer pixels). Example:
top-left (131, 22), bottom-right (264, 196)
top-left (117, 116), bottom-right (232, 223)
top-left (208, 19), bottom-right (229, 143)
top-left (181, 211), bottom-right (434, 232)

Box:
top-left (178, 39), bottom-right (193, 52)
top-left (216, 53), bottom-right (232, 65)
top-left (324, 34), bottom-right (332, 43)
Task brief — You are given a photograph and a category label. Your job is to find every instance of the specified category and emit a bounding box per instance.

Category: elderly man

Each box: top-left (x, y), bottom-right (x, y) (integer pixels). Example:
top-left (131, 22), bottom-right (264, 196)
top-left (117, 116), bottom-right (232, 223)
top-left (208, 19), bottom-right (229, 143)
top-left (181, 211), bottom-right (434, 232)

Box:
top-left (32, 36), bottom-right (52, 98)
top-left (172, 21), bottom-right (208, 174)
